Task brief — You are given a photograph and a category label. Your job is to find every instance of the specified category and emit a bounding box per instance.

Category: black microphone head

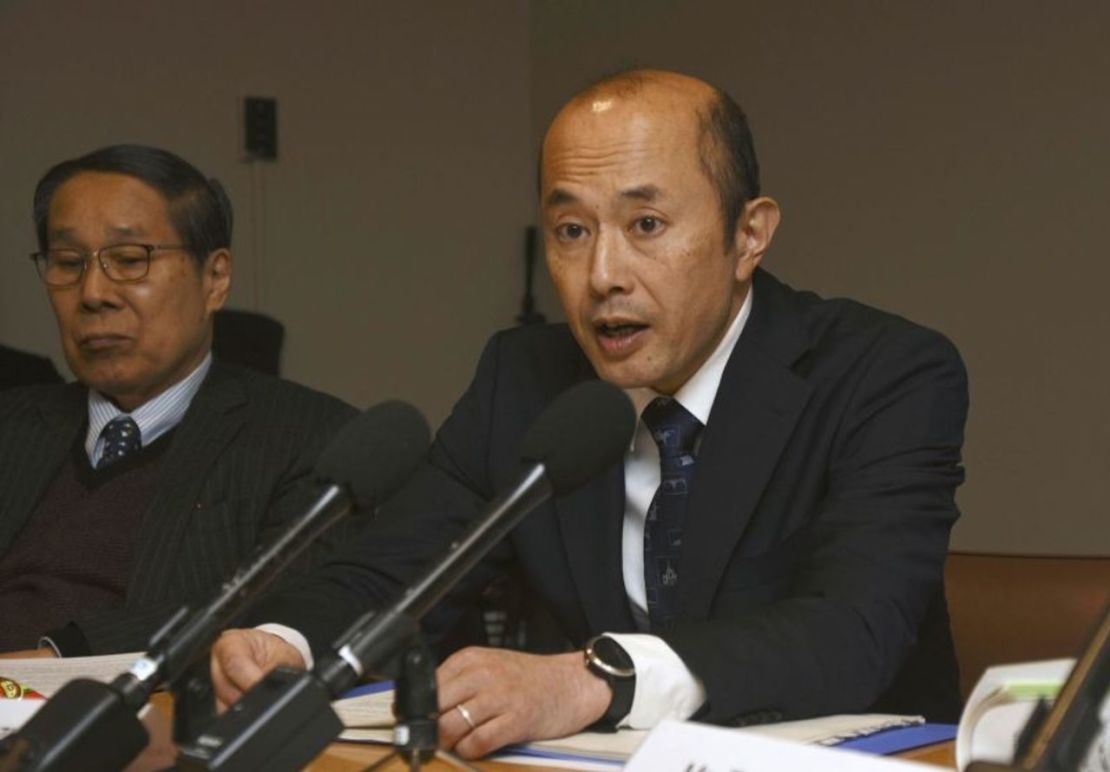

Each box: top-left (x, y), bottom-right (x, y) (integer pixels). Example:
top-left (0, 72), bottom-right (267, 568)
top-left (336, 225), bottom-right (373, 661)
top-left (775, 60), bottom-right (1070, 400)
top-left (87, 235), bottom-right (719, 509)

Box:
top-left (520, 380), bottom-right (635, 494)
top-left (315, 400), bottom-right (431, 509)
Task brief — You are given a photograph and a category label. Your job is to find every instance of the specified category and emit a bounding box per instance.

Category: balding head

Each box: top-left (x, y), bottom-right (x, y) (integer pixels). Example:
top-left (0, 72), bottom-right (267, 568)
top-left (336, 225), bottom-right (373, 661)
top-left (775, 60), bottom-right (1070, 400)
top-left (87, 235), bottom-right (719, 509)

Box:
top-left (544, 69), bottom-right (760, 249)
top-left (539, 68), bottom-right (780, 395)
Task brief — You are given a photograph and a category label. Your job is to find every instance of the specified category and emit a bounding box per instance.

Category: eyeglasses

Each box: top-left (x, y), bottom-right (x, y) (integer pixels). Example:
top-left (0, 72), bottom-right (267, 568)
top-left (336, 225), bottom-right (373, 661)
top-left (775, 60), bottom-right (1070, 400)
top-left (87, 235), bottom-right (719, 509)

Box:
top-left (30, 243), bottom-right (189, 287)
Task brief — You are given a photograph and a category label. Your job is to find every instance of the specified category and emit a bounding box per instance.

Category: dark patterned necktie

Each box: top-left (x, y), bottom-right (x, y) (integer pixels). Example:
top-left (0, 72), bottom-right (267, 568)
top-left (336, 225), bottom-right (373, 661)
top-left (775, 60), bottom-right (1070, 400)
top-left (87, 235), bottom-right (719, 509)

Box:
top-left (97, 416), bottom-right (141, 469)
top-left (641, 396), bottom-right (702, 629)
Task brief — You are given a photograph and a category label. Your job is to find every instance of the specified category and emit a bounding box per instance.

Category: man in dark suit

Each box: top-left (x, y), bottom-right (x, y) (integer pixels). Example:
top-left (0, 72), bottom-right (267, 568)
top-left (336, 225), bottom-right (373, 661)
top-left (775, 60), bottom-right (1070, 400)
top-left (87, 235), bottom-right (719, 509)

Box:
top-left (212, 70), bottom-right (968, 757)
top-left (0, 145), bottom-right (355, 656)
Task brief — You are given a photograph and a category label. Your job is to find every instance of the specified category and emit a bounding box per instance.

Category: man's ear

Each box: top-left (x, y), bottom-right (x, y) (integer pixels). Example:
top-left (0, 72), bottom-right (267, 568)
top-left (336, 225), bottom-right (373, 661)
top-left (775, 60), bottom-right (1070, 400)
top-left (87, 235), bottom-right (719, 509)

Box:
top-left (204, 248), bottom-right (233, 313)
top-left (733, 196), bottom-right (781, 282)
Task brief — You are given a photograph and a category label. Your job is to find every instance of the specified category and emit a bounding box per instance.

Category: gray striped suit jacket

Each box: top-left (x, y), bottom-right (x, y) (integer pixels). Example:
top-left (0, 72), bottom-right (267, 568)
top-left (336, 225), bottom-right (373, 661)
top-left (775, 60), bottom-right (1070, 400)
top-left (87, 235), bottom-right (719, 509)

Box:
top-left (0, 361), bottom-right (356, 654)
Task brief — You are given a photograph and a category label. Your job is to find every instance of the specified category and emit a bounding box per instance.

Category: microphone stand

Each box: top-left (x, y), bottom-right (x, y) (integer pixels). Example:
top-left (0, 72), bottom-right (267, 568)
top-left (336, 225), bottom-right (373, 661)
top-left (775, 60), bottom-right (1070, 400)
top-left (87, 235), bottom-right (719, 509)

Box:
top-left (365, 638), bottom-right (478, 772)
top-left (176, 465), bottom-right (553, 771)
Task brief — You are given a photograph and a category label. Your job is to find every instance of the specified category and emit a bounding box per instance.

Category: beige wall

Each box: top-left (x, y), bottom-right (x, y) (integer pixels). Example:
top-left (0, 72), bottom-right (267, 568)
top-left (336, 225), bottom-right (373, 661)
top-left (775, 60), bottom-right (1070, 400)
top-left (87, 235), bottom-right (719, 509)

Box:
top-left (3, 2), bottom-right (1107, 554)
top-left (530, 0), bottom-right (1110, 555)
top-left (0, 0), bottom-right (532, 426)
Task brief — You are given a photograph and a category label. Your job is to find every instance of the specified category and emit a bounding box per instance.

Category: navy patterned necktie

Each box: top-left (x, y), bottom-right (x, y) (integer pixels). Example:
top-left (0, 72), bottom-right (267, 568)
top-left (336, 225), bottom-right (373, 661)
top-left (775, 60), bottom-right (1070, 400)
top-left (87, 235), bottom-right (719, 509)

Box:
top-left (98, 416), bottom-right (141, 469)
top-left (641, 396), bottom-right (703, 630)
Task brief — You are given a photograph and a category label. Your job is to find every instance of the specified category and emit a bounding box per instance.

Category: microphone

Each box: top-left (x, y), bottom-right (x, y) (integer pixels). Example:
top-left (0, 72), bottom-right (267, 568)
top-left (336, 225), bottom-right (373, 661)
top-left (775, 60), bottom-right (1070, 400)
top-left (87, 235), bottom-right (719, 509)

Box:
top-left (175, 380), bottom-right (636, 772)
top-left (364, 378), bottom-right (636, 625)
top-left (0, 401), bottom-right (430, 772)
top-left (522, 378), bottom-right (637, 489)
top-left (316, 400), bottom-right (432, 511)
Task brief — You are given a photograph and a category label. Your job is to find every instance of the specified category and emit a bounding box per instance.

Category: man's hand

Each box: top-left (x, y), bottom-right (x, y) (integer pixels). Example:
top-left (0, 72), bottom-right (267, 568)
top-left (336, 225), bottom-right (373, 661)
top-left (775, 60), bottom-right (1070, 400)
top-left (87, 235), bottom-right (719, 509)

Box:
top-left (435, 647), bottom-right (611, 759)
top-left (210, 628), bottom-right (305, 708)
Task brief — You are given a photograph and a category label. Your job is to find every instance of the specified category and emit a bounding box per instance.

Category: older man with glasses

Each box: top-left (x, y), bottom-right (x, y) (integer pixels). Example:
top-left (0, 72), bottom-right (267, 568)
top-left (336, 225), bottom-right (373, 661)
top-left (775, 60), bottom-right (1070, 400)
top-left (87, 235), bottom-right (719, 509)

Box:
top-left (0, 144), bottom-right (356, 657)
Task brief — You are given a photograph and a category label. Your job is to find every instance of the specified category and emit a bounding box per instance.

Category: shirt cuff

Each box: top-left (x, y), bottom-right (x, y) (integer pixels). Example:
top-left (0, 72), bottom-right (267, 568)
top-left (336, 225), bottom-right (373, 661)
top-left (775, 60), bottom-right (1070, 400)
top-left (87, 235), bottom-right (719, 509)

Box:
top-left (256, 624), bottom-right (314, 669)
top-left (603, 632), bottom-right (705, 728)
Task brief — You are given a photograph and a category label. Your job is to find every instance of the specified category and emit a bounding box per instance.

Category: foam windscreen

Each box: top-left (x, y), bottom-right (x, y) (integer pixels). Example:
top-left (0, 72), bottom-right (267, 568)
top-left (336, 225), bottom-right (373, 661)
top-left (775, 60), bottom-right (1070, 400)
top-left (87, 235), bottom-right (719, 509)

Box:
top-left (520, 380), bottom-right (635, 494)
top-left (315, 400), bottom-right (430, 509)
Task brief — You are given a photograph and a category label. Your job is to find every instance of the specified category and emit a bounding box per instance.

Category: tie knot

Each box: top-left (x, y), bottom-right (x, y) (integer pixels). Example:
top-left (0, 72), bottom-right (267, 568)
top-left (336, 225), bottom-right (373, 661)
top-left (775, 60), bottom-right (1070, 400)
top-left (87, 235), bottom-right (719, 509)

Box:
top-left (641, 397), bottom-right (702, 458)
top-left (99, 416), bottom-right (141, 469)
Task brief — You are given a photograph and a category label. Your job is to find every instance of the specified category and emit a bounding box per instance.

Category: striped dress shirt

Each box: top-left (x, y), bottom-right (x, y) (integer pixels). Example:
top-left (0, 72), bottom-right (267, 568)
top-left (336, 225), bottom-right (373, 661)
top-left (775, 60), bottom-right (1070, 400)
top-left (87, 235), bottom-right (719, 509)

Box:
top-left (84, 353), bottom-right (212, 467)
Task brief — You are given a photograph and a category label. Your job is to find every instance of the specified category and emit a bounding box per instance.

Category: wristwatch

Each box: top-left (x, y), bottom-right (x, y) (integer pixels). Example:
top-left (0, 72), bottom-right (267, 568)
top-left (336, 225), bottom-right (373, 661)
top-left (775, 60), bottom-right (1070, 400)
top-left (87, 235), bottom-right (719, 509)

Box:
top-left (583, 634), bottom-right (636, 730)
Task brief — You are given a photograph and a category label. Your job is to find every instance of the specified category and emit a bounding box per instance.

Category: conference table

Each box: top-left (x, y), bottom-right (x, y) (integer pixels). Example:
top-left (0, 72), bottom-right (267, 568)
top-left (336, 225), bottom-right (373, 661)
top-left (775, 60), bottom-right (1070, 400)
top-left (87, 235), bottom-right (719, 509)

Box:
top-left (305, 739), bottom-right (957, 770)
top-left (129, 695), bottom-right (958, 770)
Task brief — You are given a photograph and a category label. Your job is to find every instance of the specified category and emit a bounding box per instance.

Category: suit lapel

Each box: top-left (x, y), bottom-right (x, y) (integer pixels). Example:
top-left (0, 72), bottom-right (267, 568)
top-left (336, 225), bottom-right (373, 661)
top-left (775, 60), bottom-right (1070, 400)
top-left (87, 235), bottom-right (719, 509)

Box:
top-left (544, 347), bottom-right (638, 633)
top-left (0, 386), bottom-right (86, 551)
top-left (126, 364), bottom-right (247, 604)
top-left (678, 271), bottom-right (815, 619)
top-left (556, 464), bottom-right (635, 632)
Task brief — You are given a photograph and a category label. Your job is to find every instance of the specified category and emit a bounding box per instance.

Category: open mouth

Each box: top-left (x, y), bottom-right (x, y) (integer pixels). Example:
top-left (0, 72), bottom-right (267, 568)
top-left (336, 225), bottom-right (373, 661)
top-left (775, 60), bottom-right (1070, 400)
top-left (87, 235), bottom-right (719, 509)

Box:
top-left (596, 321), bottom-right (648, 339)
top-left (593, 320), bottom-right (649, 357)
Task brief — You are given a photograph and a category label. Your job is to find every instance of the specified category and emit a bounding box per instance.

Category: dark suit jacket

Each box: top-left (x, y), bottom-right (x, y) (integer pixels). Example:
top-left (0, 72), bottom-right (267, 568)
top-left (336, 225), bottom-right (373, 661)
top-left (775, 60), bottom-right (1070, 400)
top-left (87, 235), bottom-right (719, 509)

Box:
top-left (257, 269), bottom-right (969, 722)
top-left (0, 361), bottom-right (356, 654)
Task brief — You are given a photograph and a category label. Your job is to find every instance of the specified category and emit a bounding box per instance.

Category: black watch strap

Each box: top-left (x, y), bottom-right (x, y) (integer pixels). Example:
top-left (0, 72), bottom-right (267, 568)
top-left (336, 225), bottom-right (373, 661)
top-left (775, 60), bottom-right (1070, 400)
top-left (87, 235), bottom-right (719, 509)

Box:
top-left (584, 635), bottom-right (636, 730)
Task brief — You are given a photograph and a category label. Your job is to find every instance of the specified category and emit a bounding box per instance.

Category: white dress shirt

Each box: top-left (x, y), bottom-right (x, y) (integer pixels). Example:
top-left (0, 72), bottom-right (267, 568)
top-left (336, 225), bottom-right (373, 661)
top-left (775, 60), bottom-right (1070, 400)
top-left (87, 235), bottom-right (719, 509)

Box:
top-left (606, 288), bottom-right (752, 727)
top-left (266, 291), bottom-right (753, 730)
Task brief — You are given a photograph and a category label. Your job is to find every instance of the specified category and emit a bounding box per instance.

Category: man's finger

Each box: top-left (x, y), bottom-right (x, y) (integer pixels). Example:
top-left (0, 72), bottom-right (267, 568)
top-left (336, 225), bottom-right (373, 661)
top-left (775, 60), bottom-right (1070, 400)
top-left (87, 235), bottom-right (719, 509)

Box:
top-left (210, 630), bottom-right (266, 706)
top-left (436, 658), bottom-right (487, 722)
top-left (453, 712), bottom-right (519, 760)
top-left (437, 703), bottom-right (470, 750)
top-left (221, 649), bottom-right (265, 691)
top-left (436, 673), bottom-right (483, 720)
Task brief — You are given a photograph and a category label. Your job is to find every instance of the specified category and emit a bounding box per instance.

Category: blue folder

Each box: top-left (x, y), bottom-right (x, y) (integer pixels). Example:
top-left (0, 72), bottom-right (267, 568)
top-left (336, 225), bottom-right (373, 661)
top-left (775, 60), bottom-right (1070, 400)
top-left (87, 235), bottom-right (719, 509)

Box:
top-left (833, 723), bottom-right (958, 755)
top-left (340, 680), bottom-right (394, 699)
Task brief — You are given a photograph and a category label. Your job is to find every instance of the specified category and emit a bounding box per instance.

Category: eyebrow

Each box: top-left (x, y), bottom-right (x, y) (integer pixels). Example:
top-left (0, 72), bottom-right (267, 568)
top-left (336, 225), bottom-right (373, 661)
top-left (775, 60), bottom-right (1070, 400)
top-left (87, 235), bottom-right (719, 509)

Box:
top-left (47, 224), bottom-right (145, 242)
top-left (544, 184), bottom-right (664, 208)
top-left (620, 185), bottom-right (661, 202)
top-left (544, 188), bottom-right (579, 207)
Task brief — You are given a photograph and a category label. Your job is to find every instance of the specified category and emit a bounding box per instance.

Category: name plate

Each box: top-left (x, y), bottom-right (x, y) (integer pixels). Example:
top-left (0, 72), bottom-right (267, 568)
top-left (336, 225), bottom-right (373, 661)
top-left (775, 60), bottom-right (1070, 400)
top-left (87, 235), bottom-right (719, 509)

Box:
top-left (626, 719), bottom-right (935, 772)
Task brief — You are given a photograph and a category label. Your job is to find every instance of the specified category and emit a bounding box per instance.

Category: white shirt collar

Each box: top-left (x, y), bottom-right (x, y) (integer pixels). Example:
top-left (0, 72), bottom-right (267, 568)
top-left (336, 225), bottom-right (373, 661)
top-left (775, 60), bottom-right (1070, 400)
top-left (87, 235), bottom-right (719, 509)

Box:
top-left (624, 288), bottom-right (753, 430)
top-left (85, 352), bottom-right (213, 465)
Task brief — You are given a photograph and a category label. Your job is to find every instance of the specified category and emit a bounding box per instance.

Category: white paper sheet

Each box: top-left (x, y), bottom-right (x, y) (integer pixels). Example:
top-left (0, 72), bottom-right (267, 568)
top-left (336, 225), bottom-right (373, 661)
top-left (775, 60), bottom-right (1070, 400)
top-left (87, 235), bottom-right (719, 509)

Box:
top-left (626, 719), bottom-right (937, 772)
top-left (0, 652), bottom-right (141, 697)
top-left (0, 652), bottom-right (143, 737)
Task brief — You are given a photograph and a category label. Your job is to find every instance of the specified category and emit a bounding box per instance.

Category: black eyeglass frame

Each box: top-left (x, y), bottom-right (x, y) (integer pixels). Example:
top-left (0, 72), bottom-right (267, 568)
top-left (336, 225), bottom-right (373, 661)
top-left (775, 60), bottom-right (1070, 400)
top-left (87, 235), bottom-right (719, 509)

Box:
top-left (29, 243), bottom-right (190, 287)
